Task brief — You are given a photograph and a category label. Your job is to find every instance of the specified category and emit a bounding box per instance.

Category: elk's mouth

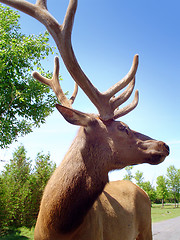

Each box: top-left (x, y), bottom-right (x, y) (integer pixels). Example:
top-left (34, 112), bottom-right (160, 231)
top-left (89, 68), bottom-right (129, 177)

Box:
top-left (145, 143), bottom-right (170, 165)
top-left (145, 154), bottom-right (167, 165)
top-left (140, 140), bottom-right (170, 165)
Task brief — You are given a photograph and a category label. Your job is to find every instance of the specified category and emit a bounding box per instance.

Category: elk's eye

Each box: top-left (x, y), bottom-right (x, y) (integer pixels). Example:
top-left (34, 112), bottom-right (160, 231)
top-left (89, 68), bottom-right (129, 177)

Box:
top-left (117, 124), bottom-right (130, 135)
top-left (118, 124), bottom-right (126, 131)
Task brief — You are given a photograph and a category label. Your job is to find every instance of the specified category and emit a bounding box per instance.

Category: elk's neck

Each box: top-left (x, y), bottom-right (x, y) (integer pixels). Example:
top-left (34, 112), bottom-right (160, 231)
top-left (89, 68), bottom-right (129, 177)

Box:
top-left (43, 127), bottom-right (109, 233)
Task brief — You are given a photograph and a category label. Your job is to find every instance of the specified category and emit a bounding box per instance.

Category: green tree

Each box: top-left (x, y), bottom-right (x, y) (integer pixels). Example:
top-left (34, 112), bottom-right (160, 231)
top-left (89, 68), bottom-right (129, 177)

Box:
top-left (156, 175), bottom-right (168, 207)
top-left (34, 152), bottom-right (56, 187)
top-left (134, 170), bottom-right (156, 202)
top-left (134, 170), bottom-right (144, 188)
top-left (0, 175), bottom-right (6, 236)
top-left (25, 152), bottom-right (56, 226)
top-left (0, 146), bottom-right (56, 234)
top-left (166, 165), bottom-right (180, 207)
top-left (1, 145), bottom-right (31, 230)
top-left (123, 166), bottom-right (133, 181)
top-left (0, 4), bottom-right (57, 148)
top-left (141, 181), bottom-right (156, 202)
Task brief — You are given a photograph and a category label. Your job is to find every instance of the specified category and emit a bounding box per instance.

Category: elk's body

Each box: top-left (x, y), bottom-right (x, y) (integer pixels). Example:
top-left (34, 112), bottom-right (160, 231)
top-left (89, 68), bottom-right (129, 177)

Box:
top-left (0, 0), bottom-right (170, 239)
top-left (35, 179), bottom-right (152, 240)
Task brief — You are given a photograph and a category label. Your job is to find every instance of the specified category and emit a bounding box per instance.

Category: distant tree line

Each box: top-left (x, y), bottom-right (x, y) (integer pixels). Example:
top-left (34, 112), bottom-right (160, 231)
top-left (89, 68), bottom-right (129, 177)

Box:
top-left (0, 145), bottom-right (56, 236)
top-left (123, 166), bottom-right (180, 207)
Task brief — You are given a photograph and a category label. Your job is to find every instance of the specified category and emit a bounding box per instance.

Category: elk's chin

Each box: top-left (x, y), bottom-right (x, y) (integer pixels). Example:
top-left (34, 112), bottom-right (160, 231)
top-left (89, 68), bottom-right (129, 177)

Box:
top-left (145, 154), bottom-right (167, 165)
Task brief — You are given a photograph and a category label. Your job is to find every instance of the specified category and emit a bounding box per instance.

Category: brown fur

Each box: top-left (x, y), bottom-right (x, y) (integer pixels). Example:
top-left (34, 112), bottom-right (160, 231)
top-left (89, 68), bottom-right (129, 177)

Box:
top-left (34, 180), bottom-right (152, 240)
top-left (74, 180), bottom-right (152, 240)
top-left (34, 115), bottom-right (169, 240)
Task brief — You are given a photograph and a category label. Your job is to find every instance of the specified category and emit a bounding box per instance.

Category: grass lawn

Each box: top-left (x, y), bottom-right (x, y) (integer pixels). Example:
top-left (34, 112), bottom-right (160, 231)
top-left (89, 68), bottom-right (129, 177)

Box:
top-left (1, 205), bottom-right (180, 239)
top-left (151, 203), bottom-right (180, 223)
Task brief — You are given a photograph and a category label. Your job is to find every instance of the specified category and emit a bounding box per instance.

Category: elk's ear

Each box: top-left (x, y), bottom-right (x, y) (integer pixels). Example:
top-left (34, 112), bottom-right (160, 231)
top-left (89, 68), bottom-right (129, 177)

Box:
top-left (56, 104), bottom-right (92, 127)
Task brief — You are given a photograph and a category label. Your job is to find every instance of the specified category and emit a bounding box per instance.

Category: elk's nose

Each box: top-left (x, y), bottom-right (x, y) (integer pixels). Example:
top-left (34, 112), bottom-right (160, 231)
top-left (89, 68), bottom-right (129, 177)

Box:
top-left (159, 141), bottom-right (170, 156)
top-left (164, 143), bottom-right (170, 155)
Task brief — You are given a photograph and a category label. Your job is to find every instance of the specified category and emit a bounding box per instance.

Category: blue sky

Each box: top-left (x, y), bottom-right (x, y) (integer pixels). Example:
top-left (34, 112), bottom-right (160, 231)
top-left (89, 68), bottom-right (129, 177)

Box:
top-left (0, 0), bottom-right (180, 185)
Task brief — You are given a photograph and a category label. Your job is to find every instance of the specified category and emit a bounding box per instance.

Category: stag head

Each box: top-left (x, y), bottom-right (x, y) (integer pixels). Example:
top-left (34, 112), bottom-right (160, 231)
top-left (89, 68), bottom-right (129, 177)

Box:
top-left (32, 52), bottom-right (169, 168)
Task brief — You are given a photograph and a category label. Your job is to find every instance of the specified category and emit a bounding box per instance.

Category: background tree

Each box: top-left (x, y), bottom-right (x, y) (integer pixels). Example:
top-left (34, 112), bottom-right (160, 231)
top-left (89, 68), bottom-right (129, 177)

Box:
top-left (166, 165), bottom-right (180, 207)
top-left (0, 145), bottom-right (31, 231)
top-left (0, 175), bottom-right (6, 236)
top-left (0, 146), bottom-right (56, 235)
top-left (156, 175), bottom-right (168, 207)
top-left (141, 181), bottom-right (156, 203)
top-left (134, 170), bottom-right (156, 202)
top-left (123, 166), bottom-right (133, 181)
top-left (26, 152), bottom-right (56, 226)
top-left (134, 170), bottom-right (144, 188)
top-left (0, 4), bottom-right (58, 148)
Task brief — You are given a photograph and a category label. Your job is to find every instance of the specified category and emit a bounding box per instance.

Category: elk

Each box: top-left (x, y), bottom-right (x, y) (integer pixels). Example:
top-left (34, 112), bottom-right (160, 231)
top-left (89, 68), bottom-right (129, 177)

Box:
top-left (1, 0), bottom-right (170, 239)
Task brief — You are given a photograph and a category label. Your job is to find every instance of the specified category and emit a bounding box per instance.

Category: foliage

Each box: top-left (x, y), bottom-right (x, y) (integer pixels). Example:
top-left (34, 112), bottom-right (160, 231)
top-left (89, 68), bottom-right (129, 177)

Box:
top-left (134, 170), bottom-right (156, 202)
top-left (141, 181), bottom-right (156, 202)
top-left (0, 4), bottom-right (58, 148)
top-left (134, 170), bottom-right (144, 188)
top-left (0, 176), bottom-right (5, 234)
top-left (25, 152), bottom-right (56, 227)
top-left (0, 146), bottom-right (56, 236)
top-left (1, 146), bottom-right (31, 231)
top-left (156, 176), bottom-right (168, 207)
top-left (123, 167), bottom-right (180, 204)
top-left (166, 165), bottom-right (180, 207)
top-left (0, 227), bottom-right (34, 240)
top-left (123, 166), bottom-right (133, 181)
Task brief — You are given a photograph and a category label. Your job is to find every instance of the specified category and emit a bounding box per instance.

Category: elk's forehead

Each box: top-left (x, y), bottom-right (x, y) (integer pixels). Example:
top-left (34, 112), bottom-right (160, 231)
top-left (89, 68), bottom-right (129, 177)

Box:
top-left (112, 121), bottom-right (129, 128)
top-left (119, 121), bottom-right (129, 127)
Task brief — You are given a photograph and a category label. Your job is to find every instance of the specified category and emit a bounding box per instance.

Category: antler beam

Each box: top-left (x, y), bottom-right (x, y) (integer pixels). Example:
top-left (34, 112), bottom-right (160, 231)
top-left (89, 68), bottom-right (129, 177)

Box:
top-left (0, 0), bottom-right (139, 120)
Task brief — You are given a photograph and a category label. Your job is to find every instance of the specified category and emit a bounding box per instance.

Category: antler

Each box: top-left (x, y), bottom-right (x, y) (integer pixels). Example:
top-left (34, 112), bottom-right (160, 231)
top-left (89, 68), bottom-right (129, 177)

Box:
top-left (32, 57), bottom-right (78, 108)
top-left (0, 0), bottom-right (139, 120)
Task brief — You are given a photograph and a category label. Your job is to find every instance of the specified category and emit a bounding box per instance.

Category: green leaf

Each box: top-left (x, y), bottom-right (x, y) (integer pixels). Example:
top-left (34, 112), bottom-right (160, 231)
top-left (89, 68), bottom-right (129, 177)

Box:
top-left (0, 4), bottom-right (59, 148)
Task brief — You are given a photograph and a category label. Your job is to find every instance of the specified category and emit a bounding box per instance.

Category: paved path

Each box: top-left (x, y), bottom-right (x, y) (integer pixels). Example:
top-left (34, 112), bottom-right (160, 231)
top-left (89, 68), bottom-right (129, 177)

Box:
top-left (152, 216), bottom-right (180, 240)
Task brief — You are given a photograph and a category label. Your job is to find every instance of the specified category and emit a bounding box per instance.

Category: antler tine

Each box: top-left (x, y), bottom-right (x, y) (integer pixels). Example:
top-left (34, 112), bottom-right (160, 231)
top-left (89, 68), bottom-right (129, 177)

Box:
top-left (32, 57), bottom-right (72, 108)
top-left (62, 0), bottom-right (77, 34)
top-left (69, 83), bottom-right (78, 105)
top-left (32, 56), bottom-right (59, 87)
top-left (111, 78), bottom-right (135, 111)
top-left (113, 90), bottom-right (139, 120)
top-left (103, 55), bottom-right (139, 98)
